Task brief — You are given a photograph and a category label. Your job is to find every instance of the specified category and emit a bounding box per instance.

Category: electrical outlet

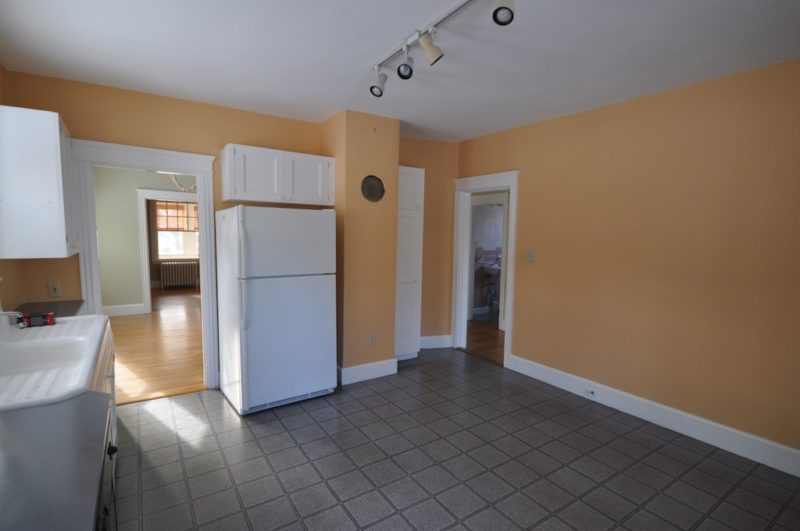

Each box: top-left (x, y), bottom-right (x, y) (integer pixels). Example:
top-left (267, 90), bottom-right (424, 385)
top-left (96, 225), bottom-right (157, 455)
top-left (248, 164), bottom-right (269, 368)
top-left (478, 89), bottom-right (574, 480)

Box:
top-left (368, 334), bottom-right (377, 346)
top-left (583, 387), bottom-right (596, 398)
top-left (47, 281), bottom-right (62, 297)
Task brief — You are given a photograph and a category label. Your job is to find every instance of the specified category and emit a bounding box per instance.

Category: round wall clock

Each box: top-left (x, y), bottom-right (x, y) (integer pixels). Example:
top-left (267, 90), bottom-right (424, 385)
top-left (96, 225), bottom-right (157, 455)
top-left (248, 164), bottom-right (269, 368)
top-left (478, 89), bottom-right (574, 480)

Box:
top-left (361, 175), bottom-right (385, 202)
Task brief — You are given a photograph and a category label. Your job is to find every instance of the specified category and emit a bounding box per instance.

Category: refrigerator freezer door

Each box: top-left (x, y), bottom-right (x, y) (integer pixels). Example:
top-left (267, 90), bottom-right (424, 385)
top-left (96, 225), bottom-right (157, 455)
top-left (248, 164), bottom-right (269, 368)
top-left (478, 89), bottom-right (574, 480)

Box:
top-left (238, 206), bottom-right (335, 278)
top-left (241, 275), bottom-right (336, 411)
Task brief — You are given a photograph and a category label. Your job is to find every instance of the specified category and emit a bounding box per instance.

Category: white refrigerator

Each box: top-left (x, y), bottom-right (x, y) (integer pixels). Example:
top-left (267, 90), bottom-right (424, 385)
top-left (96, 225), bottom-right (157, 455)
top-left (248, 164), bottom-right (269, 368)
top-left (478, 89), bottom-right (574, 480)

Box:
top-left (215, 205), bottom-right (337, 415)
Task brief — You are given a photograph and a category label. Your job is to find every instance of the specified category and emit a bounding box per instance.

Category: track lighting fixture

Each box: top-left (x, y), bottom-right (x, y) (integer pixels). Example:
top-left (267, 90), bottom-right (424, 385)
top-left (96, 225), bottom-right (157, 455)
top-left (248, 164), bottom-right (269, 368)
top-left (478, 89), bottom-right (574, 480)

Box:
top-left (492, 0), bottom-right (515, 26)
top-left (397, 46), bottom-right (414, 80)
top-left (369, 69), bottom-right (387, 97)
top-left (368, 0), bottom-right (520, 97)
top-left (419, 32), bottom-right (444, 66)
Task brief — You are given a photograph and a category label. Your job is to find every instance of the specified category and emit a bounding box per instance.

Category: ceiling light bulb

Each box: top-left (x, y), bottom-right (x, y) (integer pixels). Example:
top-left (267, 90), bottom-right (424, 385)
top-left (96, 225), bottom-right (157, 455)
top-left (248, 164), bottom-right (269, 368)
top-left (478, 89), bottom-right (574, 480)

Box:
top-left (370, 70), bottom-right (388, 97)
top-left (493, 0), bottom-right (515, 26)
top-left (419, 32), bottom-right (444, 66)
top-left (397, 47), bottom-right (414, 80)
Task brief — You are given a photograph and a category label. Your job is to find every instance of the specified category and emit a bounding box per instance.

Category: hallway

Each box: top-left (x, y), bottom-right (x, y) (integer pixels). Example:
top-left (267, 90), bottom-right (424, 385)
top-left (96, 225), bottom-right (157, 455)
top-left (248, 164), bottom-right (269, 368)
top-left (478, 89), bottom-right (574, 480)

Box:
top-left (112, 288), bottom-right (204, 404)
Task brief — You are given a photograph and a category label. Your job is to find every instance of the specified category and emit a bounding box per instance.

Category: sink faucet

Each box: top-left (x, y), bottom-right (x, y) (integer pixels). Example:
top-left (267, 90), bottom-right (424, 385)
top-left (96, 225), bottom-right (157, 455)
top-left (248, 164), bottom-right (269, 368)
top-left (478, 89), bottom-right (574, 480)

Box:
top-left (1, 311), bottom-right (23, 326)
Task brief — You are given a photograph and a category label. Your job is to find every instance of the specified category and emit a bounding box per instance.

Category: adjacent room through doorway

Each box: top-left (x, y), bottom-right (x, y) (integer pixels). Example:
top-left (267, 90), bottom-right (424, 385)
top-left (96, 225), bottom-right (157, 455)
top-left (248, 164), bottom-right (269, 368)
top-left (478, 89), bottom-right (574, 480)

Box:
top-left (465, 191), bottom-right (508, 365)
top-left (93, 166), bottom-right (204, 403)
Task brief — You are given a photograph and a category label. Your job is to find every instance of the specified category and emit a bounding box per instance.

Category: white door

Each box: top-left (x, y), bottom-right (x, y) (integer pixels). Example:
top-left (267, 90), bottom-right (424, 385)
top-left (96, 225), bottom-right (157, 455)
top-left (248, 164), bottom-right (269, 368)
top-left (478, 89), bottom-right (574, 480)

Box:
top-left (395, 166), bottom-right (425, 359)
top-left (237, 206), bottom-right (335, 278)
top-left (242, 275), bottom-right (336, 410)
top-left (233, 145), bottom-right (285, 202)
top-left (284, 152), bottom-right (333, 206)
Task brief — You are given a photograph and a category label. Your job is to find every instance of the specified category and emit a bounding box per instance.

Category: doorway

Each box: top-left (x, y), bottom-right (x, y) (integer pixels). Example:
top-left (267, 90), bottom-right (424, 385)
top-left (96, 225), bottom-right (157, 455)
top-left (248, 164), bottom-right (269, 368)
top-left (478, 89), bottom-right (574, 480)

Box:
top-left (93, 168), bottom-right (204, 403)
top-left (452, 171), bottom-right (519, 366)
top-left (72, 140), bottom-right (218, 404)
top-left (466, 192), bottom-right (508, 364)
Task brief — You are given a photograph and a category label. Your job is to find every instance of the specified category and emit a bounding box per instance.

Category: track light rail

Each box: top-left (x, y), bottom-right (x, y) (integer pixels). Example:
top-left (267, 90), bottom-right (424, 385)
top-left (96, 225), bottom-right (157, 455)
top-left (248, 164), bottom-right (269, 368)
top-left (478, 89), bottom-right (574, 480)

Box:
top-left (370, 0), bottom-right (475, 71)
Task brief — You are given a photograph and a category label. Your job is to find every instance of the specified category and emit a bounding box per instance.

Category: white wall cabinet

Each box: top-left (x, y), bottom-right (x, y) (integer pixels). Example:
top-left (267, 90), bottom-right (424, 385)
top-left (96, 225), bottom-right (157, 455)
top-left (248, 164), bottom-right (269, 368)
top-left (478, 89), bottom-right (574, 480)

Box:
top-left (395, 166), bottom-right (425, 360)
top-left (221, 144), bottom-right (334, 206)
top-left (0, 105), bottom-right (80, 259)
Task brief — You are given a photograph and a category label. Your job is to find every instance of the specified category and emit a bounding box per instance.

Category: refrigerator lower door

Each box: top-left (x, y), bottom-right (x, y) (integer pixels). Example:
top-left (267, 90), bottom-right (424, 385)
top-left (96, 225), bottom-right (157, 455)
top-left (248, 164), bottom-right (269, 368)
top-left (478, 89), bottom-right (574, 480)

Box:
top-left (241, 274), bottom-right (337, 412)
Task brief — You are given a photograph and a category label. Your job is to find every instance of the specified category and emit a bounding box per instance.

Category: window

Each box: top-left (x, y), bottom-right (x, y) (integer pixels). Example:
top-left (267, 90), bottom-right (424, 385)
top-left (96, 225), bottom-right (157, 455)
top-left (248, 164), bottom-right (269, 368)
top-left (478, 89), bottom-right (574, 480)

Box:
top-left (155, 201), bottom-right (199, 259)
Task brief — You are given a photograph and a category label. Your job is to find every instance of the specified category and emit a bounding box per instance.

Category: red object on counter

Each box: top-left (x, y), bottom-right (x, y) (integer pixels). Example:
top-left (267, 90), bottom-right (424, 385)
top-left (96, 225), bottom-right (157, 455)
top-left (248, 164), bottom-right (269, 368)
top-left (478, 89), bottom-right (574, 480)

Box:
top-left (16, 311), bottom-right (56, 328)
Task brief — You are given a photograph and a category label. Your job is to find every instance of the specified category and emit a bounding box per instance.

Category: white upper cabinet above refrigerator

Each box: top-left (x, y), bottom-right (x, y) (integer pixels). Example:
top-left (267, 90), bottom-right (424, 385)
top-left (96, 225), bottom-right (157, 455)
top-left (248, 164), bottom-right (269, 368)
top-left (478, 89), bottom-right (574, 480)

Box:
top-left (221, 143), bottom-right (334, 206)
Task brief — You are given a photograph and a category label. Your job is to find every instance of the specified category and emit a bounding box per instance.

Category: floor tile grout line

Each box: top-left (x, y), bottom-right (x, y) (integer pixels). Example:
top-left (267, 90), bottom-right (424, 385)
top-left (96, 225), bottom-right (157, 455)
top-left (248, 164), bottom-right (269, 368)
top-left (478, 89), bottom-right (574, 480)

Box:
top-left (766, 485), bottom-right (799, 530)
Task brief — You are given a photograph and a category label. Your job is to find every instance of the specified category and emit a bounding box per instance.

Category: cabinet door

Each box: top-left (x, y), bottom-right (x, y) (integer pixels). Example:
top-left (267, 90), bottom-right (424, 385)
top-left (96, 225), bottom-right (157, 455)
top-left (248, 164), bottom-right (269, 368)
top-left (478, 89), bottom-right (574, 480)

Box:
top-left (232, 145), bottom-right (285, 202)
top-left (0, 105), bottom-right (72, 258)
top-left (284, 152), bottom-right (332, 205)
top-left (395, 167), bottom-right (425, 359)
top-left (397, 166), bottom-right (424, 211)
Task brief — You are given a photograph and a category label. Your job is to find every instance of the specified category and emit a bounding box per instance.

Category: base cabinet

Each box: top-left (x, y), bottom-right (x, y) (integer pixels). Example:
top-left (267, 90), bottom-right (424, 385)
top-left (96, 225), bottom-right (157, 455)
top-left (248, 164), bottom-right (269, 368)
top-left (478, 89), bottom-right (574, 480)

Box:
top-left (95, 418), bottom-right (117, 531)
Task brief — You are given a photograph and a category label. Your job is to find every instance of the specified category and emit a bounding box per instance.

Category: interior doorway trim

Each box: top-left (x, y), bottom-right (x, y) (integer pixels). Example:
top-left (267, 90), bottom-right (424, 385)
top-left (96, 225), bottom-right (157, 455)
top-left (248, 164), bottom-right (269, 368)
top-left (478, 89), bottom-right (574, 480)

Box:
top-left (71, 140), bottom-right (219, 389)
top-left (136, 188), bottom-right (198, 314)
top-left (452, 171), bottom-right (519, 366)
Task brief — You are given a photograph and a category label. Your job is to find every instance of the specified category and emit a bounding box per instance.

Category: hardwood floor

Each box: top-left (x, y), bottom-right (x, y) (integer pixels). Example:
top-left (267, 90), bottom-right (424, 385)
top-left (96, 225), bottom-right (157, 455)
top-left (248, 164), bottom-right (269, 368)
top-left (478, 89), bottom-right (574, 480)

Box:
top-left (111, 288), bottom-right (204, 404)
top-left (465, 319), bottom-right (505, 365)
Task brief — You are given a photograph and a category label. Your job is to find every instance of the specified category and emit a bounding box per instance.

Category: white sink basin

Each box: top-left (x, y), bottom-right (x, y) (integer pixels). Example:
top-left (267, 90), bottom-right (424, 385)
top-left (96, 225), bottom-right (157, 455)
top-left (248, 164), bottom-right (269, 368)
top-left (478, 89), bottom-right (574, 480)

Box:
top-left (0, 315), bottom-right (108, 411)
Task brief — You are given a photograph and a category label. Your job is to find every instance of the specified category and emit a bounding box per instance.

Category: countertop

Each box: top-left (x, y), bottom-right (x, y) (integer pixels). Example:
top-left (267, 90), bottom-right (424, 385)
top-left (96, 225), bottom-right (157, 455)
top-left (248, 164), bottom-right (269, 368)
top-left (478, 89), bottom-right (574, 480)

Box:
top-left (0, 391), bottom-right (110, 531)
top-left (14, 300), bottom-right (84, 317)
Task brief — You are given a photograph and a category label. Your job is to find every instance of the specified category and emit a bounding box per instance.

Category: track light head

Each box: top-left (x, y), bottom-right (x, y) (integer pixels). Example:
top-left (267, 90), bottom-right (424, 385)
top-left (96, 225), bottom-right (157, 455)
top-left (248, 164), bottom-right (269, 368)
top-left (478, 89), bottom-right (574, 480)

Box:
top-left (397, 47), bottom-right (414, 80)
top-left (493, 0), bottom-right (515, 26)
top-left (370, 70), bottom-right (388, 97)
top-left (419, 32), bottom-right (444, 66)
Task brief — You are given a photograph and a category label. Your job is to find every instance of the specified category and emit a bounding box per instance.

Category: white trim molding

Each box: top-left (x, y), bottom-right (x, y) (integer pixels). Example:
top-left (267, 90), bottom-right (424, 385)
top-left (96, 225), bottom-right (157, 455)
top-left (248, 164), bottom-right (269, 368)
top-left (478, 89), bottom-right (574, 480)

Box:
top-left (71, 140), bottom-right (219, 389)
top-left (421, 335), bottom-right (453, 349)
top-left (103, 303), bottom-right (146, 316)
top-left (396, 352), bottom-right (418, 361)
top-left (339, 358), bottom-right (398, 386)
top-left (506, 354), bottom-right (800, 477)
top-left (136, 188), bottom-right (197, 314)
top-left (452, 170), bottom-right (519, 367)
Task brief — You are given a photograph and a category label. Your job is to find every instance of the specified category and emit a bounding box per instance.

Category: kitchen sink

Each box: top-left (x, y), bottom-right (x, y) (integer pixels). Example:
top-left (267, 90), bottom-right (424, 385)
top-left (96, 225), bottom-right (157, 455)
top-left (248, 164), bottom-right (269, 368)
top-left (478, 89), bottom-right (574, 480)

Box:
top-left (0, 315), bottom-right (108, 411)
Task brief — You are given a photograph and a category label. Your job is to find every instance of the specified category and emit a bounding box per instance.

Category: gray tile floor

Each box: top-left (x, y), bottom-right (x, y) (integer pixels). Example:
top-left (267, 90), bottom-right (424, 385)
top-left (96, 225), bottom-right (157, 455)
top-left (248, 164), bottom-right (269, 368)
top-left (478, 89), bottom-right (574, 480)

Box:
top-left (115, 349), bottom-right (800, 531)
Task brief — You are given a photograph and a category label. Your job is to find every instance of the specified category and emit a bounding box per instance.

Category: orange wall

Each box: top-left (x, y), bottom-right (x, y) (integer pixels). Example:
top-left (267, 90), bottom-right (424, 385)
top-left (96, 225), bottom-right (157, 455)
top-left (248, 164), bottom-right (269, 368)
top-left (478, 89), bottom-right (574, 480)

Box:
top-left (459, 59), bottom-right (800, 448)
top-left (0, 260), bottom-right (23, 310)
top-left (4, 71), bottom-right (322, 212)
top-left (0, 64), bottom-right (6, 104)
top-left (399, 137), bottom-right (458, 337)
top-left (339, 111), bottom-right (400, 367)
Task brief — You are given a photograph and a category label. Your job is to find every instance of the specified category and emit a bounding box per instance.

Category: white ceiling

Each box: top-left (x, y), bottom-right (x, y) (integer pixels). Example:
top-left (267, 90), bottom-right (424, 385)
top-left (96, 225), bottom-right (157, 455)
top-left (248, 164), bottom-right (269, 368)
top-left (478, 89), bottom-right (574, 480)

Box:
top-left (1, 0), bottom-right (799, 141)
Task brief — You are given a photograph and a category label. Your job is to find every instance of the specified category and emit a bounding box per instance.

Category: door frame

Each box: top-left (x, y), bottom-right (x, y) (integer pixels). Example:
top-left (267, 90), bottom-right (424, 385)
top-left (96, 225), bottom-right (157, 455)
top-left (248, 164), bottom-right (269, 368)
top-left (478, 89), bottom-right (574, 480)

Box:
top-left (136, 188), bottom-right (198, 314)
top-left (72, 140), bottom-right (219, 389)
top-left (452, 171), bottom-right (519, 366)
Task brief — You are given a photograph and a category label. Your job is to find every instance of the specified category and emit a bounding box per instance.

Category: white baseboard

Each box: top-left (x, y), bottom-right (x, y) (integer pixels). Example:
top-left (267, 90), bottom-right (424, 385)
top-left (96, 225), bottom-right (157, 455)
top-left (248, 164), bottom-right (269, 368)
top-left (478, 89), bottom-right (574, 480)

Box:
top-left (506, 354), bottom-right (800, 477)
top-left (103, 303), bottom-right (146, 316)
top-left (339, 358), bottom-right (398, 386)
top-left (396, 352), bottom-right (418, 361)
top-left (421, 335), bottom-right (453, 349)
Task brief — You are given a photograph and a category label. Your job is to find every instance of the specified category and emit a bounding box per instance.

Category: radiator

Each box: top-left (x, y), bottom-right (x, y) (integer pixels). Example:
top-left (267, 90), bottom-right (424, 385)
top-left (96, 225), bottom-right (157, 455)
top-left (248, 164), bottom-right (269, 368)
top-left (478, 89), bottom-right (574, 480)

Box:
top-left (160, 259), bottom-right (200, 289)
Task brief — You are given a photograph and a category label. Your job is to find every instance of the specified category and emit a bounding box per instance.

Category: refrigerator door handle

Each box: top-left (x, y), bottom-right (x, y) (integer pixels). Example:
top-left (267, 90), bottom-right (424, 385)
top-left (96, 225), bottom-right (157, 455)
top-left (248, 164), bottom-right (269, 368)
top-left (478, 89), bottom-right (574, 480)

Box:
top-left (237, 208), bottom-right (246, 278)
top-left (240, 281), bottom-right (248, 331)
